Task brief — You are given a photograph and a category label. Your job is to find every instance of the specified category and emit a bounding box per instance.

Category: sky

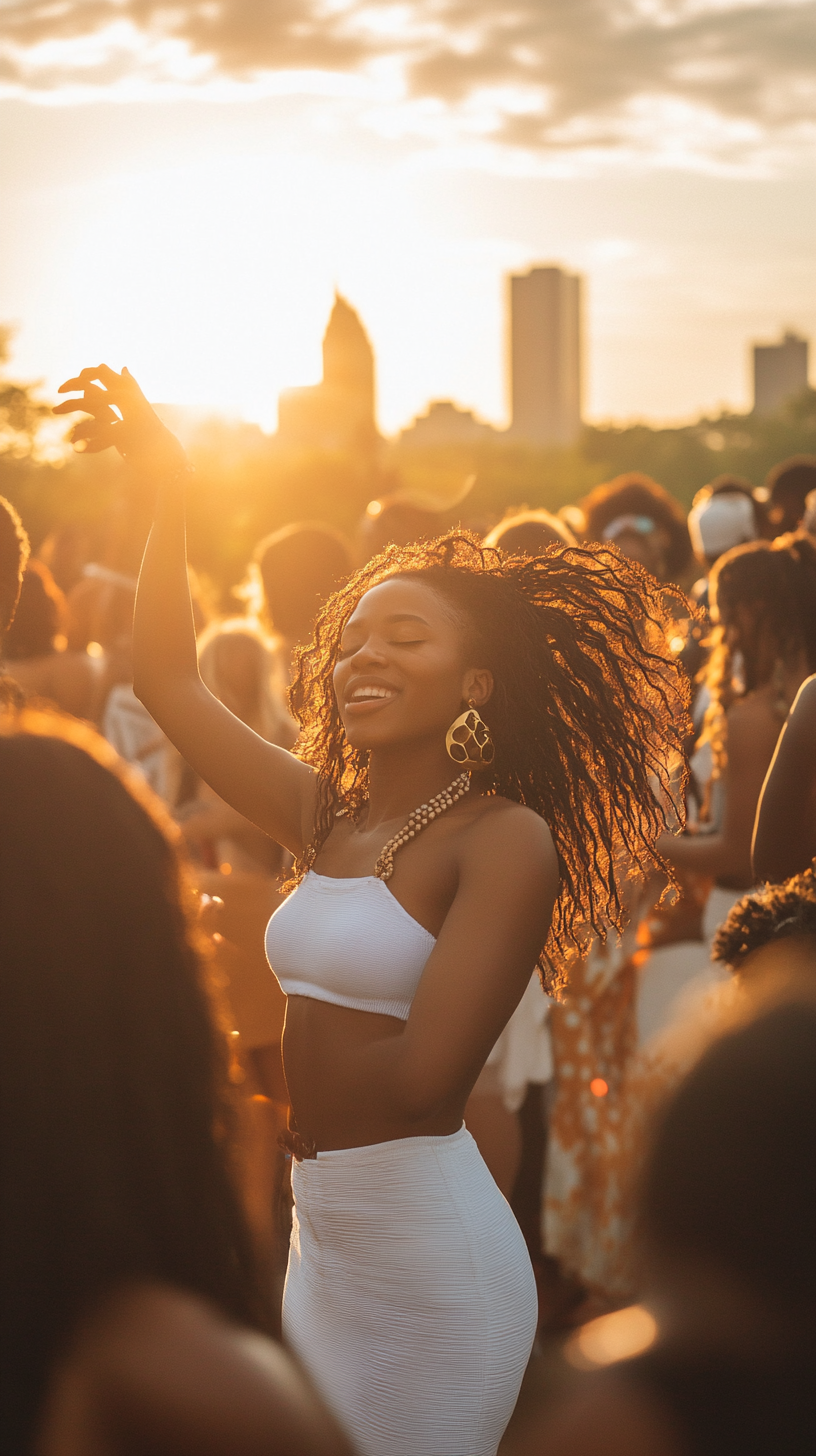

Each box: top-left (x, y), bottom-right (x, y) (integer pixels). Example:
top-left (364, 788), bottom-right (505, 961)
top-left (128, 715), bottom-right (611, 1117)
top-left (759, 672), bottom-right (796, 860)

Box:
top-left (1, 1), bottom-right (814, 435)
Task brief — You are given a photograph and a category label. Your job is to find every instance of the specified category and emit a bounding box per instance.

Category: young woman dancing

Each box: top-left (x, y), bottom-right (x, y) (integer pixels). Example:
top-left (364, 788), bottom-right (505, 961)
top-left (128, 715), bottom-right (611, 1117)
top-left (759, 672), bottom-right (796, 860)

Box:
top-left (56, 366), bottom-right (689, 1456)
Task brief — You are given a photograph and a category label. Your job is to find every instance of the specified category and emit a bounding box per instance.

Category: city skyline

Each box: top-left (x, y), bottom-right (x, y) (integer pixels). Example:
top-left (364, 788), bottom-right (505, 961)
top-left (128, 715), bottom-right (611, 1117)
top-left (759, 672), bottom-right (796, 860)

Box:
top-left (1, 4), bottom-right (814, 433)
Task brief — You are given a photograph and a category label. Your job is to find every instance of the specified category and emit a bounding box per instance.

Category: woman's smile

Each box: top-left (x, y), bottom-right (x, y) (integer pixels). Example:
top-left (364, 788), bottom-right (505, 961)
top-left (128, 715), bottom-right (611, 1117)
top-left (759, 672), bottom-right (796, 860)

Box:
top-left (343, 676), bottom-right (400, 714)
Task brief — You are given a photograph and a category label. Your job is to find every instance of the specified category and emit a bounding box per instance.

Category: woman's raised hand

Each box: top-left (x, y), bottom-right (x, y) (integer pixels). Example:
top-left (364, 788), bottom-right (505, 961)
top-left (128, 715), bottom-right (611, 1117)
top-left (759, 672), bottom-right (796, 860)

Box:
top-left (54, 364), bottom-right (187, 477)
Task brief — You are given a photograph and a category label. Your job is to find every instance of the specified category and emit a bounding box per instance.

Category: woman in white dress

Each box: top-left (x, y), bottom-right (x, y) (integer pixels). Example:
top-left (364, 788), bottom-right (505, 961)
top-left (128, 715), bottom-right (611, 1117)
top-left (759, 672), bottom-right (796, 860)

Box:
top-left (56, 365), bottom-right (689, 1456)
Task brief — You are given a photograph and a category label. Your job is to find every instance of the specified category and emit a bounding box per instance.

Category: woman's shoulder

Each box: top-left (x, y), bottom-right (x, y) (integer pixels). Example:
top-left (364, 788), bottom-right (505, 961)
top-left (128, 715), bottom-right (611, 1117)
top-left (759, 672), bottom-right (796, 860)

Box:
top-left (38, 1282), bottom-right (351, 1456)
top-left (470, 792), bottom-right (554, 838)
top-left (462, 794), bottom-right (558, 878)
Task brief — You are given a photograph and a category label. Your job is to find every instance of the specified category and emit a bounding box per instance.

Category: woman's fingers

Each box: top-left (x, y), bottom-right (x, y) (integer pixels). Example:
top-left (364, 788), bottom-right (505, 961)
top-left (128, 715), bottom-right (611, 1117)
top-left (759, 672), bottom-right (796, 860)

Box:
top-left (58, 365), bottom-right (119, 394)
top-left (53, 382), bottom-right (118, 420)
top-left (69, 415), bottom-right (120, 443)
top-left (70, 420), bottom-right (121, 454)
top-left (56, 363), bottom-right (186, 469)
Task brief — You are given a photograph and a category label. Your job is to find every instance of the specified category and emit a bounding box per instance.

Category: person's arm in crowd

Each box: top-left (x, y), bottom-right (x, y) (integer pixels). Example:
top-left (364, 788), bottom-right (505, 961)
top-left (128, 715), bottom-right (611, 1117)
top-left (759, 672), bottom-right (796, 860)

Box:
top-left (752, 675), bottom-right (816, 883)
top-left (658, 697), bottom-right (777, 886)
top-left (55, 367), bottom-right (316, 855)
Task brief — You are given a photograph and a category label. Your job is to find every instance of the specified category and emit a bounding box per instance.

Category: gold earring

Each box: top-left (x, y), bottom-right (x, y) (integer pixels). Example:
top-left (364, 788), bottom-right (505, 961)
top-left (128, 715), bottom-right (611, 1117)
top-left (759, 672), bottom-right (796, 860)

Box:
top-left (446, 699), bottom-right (495, 770)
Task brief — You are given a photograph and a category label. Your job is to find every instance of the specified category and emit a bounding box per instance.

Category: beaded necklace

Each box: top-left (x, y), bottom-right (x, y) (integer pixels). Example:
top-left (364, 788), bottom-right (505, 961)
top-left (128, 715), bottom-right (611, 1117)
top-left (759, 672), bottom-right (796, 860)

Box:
top-left (373, 770), bottom-right (471, 881)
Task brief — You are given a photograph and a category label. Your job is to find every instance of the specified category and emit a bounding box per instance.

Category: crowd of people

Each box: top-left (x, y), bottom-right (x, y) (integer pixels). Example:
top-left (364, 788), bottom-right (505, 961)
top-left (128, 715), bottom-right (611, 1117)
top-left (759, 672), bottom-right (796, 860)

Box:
top-left (1, 362), bottom-right (815, 1456)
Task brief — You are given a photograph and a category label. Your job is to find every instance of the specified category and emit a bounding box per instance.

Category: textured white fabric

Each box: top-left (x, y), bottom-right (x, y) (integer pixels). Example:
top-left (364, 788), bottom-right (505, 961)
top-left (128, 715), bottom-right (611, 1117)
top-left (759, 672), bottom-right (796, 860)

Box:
top-left (265, 870), bottom-right (435, 1020)
top-left (284, 1126), bottom-right (537, 1456)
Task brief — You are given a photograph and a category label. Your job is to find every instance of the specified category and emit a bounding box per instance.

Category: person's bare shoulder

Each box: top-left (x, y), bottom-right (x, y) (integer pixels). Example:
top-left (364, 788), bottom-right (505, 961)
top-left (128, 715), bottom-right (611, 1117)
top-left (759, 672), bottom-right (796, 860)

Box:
top-left (786, 673), bottom-right (816, 737)
top-left (515, 1370), bottom-right (687, 1456)
top-left (469, 793), bottom-right (557, 858)
top-left (41, 1283), bottom-right (352, 1456)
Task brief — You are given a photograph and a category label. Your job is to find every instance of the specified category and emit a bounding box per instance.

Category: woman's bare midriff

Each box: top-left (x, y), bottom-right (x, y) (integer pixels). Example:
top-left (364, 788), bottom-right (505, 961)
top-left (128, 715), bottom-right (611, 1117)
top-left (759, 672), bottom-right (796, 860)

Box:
top-left (282, 996), bottom-right (466, 1152)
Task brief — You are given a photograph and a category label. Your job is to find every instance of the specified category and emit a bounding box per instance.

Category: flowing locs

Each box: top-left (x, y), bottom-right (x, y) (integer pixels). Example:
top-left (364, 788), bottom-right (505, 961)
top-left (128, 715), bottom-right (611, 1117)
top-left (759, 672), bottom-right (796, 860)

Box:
top-left (288, 532), bottom-right (690, 983)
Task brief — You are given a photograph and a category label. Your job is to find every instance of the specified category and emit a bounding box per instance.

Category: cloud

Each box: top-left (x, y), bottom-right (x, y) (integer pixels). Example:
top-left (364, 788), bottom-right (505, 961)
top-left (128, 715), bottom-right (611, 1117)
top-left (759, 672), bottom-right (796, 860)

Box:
top-left (1, 1), bottom-right (815, 168)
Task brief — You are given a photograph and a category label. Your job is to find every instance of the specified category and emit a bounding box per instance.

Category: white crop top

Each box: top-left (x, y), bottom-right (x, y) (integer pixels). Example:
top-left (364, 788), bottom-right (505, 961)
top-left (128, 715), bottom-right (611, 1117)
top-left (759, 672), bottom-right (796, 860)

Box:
top-left (265, 870), bottom-right (436, 1021)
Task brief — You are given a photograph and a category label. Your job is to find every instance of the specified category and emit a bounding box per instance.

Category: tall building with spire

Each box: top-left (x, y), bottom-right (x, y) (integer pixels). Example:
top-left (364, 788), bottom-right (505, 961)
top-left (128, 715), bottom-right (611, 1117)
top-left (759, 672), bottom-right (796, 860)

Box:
top-left (277, 294), bottom-right (378, 454)
top-left (508, 265), bottom-right (582, 446)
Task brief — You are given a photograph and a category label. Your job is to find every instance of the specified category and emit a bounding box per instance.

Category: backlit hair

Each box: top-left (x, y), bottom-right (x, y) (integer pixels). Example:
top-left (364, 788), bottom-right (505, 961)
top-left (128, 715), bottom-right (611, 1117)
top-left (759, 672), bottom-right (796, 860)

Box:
top-left (287, 531), bottom-right (690, 984)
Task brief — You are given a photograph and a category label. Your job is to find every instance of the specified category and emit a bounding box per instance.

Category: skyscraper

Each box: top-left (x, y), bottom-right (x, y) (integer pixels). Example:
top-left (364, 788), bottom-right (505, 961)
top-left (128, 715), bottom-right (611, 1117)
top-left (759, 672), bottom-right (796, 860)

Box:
top-left (753, 331), bottom-right (809, 416)
top-left (509, 265), bottom-right (582, 446)
top-left (277, 293), bottom-right (378, 454)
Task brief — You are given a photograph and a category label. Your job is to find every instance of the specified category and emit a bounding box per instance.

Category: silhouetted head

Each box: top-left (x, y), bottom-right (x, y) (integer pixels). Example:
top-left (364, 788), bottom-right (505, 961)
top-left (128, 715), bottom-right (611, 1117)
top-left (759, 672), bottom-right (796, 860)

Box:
top-left (358, 498), bottom-right (446, 559)
top-left (253, 521), bottom-right (352, 645)
top-left (0, 712), bottom-right (260, 1452)
top-left (766, 456), bottom-right (816, 535)
top-left (579, 473), bottom-right (692, 582)
top-left (709, 534), bottom-right (816, 695)
top-left (641, 997), bottom-right (816, 1332)
top-left (3, 560), bottom-right (65, 661)
top-left (290, 530), bottom-right (690, 981)
top-left (0, 495), bottom-right (29, 643)
top-left (483, 508), bottom-right (576, 556)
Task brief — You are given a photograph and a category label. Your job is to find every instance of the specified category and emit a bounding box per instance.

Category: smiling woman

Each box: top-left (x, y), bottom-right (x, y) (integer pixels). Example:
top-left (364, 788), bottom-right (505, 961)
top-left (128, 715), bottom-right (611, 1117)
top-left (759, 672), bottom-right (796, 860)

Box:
top-left (55, 363), bottom-right (689, 1456)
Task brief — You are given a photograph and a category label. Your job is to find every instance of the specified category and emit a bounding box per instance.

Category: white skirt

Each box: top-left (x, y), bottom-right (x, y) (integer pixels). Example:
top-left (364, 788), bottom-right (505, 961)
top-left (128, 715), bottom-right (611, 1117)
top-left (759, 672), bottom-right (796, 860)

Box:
top-left (283, 1125), bottom-right (537, 1456)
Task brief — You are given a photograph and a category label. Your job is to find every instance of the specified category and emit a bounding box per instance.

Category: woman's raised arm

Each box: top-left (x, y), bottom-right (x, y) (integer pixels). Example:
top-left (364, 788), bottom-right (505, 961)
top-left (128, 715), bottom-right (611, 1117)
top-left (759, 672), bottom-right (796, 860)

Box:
top-left (55, 366), bottom-right (316, 853)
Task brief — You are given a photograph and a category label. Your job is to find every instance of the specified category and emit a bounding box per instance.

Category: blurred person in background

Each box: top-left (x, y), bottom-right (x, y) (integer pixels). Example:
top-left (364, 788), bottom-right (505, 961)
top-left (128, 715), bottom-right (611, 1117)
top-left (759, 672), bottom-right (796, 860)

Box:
top-left (686, 477), bottom-right (762, 612)
top-left (578, 473), bottom-right (693, 585)
top-left (765, 454), bottom-right (816, 535)
top-left (483, 507), bottom-right (576, 555)
top-left (682, 477), bottom-right (763, 772)
top-left (0, 711), bottom-right (351, 1456)
top-left (2, 560), bottom-right (101, 719)
top-left (181, 616), bottom-right (296, 874)
top-left (37, 520), bottom-right (100, 596)
top-left (659, 534), bottom-right (816, 944)
top-left (1, 493), bottom-right (29, 707)
top-left (251, 522), bottom-right (353, 672)
top-left (519, 990), bottom-right (816, 1456)
top-left (357, 475), bottom-right (475, 563)
top-left (752, 674), bottom-right (816, 883)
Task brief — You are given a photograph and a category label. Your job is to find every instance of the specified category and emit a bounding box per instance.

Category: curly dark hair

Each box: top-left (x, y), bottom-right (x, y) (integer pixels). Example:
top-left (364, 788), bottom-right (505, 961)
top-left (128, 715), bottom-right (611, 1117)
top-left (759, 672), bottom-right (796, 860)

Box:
top-left (287, 531), bottom-right (690, 981)
top-left (713, 863), bottom-right (816, 971)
